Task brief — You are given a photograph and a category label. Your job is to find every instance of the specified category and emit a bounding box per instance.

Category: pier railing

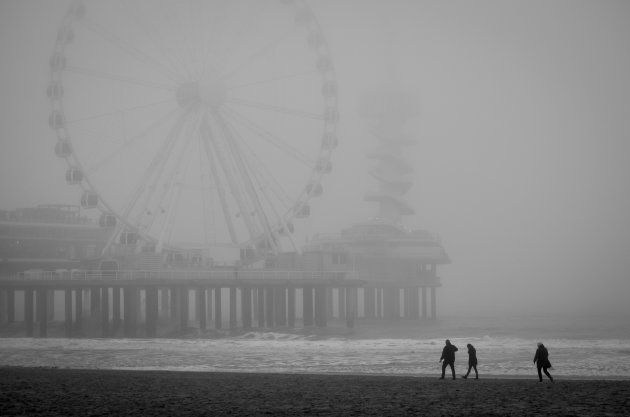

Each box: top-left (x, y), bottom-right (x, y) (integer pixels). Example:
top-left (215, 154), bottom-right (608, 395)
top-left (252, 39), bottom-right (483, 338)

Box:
top-left (5, 269), bottom-right (347, 281)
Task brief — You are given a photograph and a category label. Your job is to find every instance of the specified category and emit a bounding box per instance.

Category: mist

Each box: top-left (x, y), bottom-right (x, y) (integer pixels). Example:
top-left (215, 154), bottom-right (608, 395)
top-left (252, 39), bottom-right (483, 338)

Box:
top-left (1, 0), bottom-right (629, 320)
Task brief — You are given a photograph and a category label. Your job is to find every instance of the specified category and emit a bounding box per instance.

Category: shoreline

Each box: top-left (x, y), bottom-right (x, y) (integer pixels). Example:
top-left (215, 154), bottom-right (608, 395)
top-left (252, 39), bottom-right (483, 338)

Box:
top-left (4, 365), bottom-right (629, 381)
top-left (114, 369), bottom-right (630, 381)
top-left (1, 367), bottom-right (629, 416)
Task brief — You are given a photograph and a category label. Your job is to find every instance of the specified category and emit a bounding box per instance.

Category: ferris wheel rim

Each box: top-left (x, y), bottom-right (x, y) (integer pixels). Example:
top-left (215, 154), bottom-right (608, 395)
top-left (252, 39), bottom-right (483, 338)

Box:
top-left (48, 0), bottom-right (339, 260)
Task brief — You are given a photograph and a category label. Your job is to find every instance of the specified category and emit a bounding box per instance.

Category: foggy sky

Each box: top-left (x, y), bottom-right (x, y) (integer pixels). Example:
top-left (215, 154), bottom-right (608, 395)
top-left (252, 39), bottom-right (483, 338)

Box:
top-left (1, 0), bottom-right (629, 318)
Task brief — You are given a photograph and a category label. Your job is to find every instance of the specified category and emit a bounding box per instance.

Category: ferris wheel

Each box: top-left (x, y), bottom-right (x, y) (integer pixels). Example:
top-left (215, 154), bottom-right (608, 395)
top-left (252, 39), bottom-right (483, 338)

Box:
top-left (47, 0), bottom-right (339, 264)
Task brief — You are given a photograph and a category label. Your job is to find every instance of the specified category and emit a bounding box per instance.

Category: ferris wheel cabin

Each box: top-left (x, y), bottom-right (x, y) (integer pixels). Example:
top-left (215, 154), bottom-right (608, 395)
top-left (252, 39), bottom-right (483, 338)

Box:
top-left (80, 192), bottom-right (98, 209)
top-left (54, 141), bottom-right (71, 158)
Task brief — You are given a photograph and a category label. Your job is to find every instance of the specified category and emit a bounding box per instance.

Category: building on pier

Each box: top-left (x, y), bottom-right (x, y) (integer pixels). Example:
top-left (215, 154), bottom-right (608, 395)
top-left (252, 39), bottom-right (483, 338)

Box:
top-left (286, 220), bottom-right (449, 320)
top-left (0, 205), bottom-right (113, 275)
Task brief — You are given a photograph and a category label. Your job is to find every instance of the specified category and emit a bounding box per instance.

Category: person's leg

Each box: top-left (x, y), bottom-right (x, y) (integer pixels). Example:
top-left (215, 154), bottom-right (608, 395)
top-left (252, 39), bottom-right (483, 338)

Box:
top-left (537, 366), bottom-right (543, 382)
top-left (473, 365), bottom-right (478, 379)
top-left (449, 363), bottom-right (456, 379)
top-left (441, 362), bottom-right (447, 379)
top-left (463, 365), bottom-right (471, 378)
top-left (543, 367), bottom-right (553, 382)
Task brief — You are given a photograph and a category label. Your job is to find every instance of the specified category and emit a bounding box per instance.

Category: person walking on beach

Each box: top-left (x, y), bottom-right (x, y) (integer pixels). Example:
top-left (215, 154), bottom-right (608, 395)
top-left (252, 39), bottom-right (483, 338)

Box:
top-left (462, 343), bottom-right (478, 379)
top-left (439, 339), bottom-right (458, 380)
top-left (533, 342), bottom-right (554, 382)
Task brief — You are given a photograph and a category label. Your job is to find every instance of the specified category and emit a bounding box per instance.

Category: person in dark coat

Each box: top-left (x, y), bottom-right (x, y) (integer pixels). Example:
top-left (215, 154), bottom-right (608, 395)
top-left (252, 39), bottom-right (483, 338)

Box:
top-left (439, 339), bottom-right (458, 380)
top-left (462, 343), bottom-right (478, 379)
top-left (533, 342), bottom-right (554, 382)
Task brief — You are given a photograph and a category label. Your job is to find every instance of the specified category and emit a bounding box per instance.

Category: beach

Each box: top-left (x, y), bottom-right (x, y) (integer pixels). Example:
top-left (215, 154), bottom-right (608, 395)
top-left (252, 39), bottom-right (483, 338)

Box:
top-left (1, 367), bottom-right (628, 416)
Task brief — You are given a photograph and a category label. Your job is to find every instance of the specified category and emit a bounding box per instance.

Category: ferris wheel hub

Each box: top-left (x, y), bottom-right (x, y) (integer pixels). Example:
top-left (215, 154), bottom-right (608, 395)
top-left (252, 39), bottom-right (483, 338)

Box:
top-left (176, 80), bottom-right (227, 110)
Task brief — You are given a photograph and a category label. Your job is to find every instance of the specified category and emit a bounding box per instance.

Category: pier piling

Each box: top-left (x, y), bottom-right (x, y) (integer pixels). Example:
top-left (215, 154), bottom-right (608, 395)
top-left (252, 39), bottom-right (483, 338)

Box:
top-left (0, 273), bottom-right (365, 338)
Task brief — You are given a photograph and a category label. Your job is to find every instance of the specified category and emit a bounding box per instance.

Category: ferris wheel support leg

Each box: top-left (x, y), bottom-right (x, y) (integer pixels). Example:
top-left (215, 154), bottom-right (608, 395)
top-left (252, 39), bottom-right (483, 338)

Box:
top-left (101, 225), bottom-right (123, 258)
top-left (155, 119), bottom-right (196, 253)
top-left (131, 112), bottom-right (190, 249)
top-left (273, 210), bottom-right (301, 255)
top-left (200, 114), bottom-right (240, 244)
top-left (212, 112), bottom-right (279, 252)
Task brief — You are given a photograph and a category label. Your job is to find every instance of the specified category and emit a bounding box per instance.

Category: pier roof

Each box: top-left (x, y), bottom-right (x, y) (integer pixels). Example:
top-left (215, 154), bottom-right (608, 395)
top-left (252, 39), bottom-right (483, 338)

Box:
top-left (303, 221), bottom-right (450, 264)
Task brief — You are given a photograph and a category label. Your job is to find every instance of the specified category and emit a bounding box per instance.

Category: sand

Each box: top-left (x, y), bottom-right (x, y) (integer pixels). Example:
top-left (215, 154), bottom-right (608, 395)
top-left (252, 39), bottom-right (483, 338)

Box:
top-left (1, 367), bottom-right (628, 416)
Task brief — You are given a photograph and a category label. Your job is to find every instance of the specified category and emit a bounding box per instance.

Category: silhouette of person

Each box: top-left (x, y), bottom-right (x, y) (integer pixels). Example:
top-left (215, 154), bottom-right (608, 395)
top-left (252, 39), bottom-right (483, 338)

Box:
top-left (462, 343), bottom-right (478, 379)
top-left (533, 342), bottom-right (554, 382)
top-left (439, 339), bottom-right (458, 380)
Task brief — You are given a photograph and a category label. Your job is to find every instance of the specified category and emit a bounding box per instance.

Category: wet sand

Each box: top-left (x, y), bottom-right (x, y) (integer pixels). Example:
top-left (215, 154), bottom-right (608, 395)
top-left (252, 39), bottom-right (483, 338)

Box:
top-left (1, 367), bottom-right (628, 416)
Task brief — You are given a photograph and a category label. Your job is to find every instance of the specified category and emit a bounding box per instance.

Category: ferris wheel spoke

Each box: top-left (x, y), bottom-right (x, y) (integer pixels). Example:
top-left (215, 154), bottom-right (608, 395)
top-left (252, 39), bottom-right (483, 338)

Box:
top-left (212, 111), bottom-right (279, 252)
top-left (85, 107), bottom-right (180, 180)
top-left (154, 1), bottom-right (199, 80)
top-left (182, 0), bottom-right (216, 81)
top-left (252, 168), bottom-right (300, 253)
top-left (120, 0), bottom-right (201, 80)
top-left (247, 155), bottom-right (294, 212)
top-left (118, 1), bottom-right (196, 82)
top-left (120, 111), bottom-right (190, 231)
top-left (207, 4), bottom-right (272, 76)
top-left (221, 106), bottom-right (315, 168)
top-left (218, 27), bottom-right (297, 82)
top-left (79, 17), bottom-right (184, 83)
top-left (195, 0), bottom-right (233, 81)
top-left (65, 98), bottom-right (175, 126)
top-left (199, 115), bottom-right (239, 245)
top-left (197, 139), bottom-right (211, 245)
top-left (224, 116), bottom-right (295, 217)
top-left (65, 66), bottom-right (175, 91)
top-left (137, 116), bottom-right (199, 238)
top-left (182, 0), bottom-right (203, 80)
top-left (229, 131), bottom-right (294, 212)
top-left (226, 98), bottom-right (323, 121)
top-left (208, 112), bottom-right (263, 241)
top-left (226, 70), bottom-right (318, 91)
top-left (220, 112), bottom-right (290, 213)
top-left (153, 120), bottom-right (198, 251)
top-left (201, 112), bottom-right (259, 243)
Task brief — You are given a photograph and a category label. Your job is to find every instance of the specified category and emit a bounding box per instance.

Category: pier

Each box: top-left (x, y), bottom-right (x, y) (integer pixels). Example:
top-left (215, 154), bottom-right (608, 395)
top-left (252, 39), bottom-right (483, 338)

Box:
top-left (0, 270), bottom-right (365, 338)
top-left (0, 267), bottom-right (442, 338)
top-left (1, 202), bottom-right (447, 339)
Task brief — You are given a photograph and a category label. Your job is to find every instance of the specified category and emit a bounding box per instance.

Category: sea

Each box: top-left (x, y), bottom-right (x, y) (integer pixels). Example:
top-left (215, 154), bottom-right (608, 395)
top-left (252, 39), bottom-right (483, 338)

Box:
top-left (1, 314), bottom-right (629, 379)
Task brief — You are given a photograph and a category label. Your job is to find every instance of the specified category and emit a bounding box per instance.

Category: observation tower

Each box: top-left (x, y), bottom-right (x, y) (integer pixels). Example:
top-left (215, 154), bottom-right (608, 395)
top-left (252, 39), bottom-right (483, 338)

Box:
top-left (300, 85), bottom-right (450, 320)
